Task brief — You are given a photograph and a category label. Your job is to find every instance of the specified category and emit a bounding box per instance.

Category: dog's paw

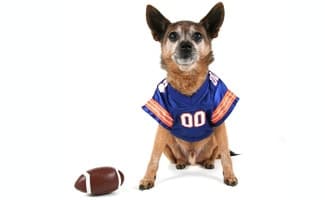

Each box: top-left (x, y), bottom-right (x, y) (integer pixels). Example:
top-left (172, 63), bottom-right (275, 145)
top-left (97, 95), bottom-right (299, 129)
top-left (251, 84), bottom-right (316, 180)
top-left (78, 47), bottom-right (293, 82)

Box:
top-left (201, 160), bottom-right (215, 169)
top-left (139, 179), bottom-right (155, 190)
top-left (224, 176), bottom-right (238, 186)
top-left (176, 163), bottom-right (186, 169)
top-left (204, 163), bottom-right (215, 169)
top-left (176, 161), bottom-right (187, 169)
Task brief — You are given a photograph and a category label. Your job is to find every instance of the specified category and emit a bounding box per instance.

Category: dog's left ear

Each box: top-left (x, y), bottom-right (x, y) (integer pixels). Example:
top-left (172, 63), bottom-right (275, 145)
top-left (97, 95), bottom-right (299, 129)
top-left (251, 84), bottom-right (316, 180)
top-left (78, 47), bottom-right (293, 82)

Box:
top-left (146, 5), bottom-right (171, 42)
top-left (200, 2), bottom-right (225, 39)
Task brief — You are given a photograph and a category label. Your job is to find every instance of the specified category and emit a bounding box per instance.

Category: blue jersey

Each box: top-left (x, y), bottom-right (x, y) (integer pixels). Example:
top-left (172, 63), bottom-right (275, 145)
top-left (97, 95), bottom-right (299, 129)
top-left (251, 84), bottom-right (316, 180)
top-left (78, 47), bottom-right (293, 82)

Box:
top-left (143, 71), bottom-right (239, 142)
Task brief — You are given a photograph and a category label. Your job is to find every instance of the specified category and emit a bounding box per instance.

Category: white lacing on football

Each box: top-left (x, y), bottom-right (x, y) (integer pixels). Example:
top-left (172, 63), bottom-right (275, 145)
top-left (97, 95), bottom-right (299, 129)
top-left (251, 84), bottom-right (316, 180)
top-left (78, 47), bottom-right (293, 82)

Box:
top-left (115, 168), bottom-right (122, 188)
top-left (83, 172), bottom-right (91, 194)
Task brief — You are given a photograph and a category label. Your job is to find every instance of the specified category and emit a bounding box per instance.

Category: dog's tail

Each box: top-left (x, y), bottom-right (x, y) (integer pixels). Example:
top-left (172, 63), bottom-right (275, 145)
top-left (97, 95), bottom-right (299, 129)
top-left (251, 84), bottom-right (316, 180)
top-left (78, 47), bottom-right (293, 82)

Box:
top-left (230, 150), bottom-right (240, 156)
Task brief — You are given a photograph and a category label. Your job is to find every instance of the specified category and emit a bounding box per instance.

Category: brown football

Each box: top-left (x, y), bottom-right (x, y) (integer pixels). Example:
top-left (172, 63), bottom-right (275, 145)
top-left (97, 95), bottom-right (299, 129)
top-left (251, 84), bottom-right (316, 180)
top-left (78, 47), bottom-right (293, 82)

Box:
top-left (74, 166), bottom-right (124, 195)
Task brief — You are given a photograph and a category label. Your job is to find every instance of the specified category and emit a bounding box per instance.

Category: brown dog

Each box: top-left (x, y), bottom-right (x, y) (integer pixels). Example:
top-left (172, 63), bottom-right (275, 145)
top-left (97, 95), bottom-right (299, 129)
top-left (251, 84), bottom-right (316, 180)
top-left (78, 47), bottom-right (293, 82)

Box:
top-left (139, 2), bottom-right (239, 190)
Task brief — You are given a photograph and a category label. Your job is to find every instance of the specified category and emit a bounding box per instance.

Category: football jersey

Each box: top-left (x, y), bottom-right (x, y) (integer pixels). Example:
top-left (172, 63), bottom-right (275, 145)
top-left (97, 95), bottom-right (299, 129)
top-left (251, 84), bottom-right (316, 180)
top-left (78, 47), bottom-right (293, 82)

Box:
top-left (142, 71), bottom-right (239, 142)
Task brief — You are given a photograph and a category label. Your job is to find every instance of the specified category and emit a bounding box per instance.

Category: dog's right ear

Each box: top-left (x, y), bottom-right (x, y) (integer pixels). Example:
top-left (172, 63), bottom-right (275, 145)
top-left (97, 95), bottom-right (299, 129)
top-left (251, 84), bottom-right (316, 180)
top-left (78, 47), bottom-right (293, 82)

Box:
top-left (146, 5), bottom-right (171, 42)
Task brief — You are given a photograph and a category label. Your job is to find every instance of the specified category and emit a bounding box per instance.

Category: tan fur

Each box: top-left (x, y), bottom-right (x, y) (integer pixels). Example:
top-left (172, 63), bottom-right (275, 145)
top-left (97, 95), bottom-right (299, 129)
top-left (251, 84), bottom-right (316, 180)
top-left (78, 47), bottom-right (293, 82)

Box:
top-left (140, 2), bottom-right (237, 190)
top-left (140, 123), bottom-right (237, 189)
top-left (164, 51), bottom-right (213, 96)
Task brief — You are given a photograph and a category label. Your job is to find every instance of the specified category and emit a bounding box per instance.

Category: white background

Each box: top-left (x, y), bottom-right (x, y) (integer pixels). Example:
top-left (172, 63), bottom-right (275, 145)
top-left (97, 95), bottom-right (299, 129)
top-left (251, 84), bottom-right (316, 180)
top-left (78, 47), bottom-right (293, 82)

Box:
top-left (1, 0), bottom-right (325, 199)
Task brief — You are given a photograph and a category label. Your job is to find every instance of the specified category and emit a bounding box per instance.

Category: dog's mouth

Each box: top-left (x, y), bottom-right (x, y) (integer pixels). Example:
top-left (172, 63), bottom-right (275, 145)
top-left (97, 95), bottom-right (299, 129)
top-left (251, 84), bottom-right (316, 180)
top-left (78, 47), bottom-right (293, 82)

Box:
top-left (174, 55), bottom-right (196, 65)
top-left (173, 51), bottom-right (198, 71)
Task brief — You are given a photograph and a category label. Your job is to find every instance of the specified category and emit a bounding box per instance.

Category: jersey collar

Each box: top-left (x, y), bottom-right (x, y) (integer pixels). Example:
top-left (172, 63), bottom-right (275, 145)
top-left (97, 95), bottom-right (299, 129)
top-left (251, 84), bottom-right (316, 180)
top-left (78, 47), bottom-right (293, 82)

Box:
top-left (167, 74), bottom-right (210, 105)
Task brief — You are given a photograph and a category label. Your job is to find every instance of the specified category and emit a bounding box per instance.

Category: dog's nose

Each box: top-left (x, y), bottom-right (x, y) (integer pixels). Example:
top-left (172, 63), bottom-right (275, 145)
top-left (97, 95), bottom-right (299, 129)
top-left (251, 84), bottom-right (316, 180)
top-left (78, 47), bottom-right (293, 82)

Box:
top-left (180, 41), bottom-right (193, 51)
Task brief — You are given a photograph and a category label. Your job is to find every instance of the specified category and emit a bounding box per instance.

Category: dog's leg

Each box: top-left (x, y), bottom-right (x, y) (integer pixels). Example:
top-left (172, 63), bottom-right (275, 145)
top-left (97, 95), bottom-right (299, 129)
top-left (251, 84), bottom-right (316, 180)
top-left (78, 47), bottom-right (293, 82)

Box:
top-left (164, 145), bottom-right (176, 163)
top-left (139, 125), bottom-right (171, 190)
top-left (199, 145), bottom-right (218, 169)
top-left (215, 123), bottom-right (238, 186)
top-left (164, 144), bottom-right (188, 169)
top-left (166, 139), bottom-right (188, 169)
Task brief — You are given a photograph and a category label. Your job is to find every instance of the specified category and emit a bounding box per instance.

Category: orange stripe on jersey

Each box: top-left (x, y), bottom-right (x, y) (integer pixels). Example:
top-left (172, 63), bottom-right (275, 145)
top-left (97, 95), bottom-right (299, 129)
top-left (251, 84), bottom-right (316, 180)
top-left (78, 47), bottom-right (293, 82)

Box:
top-left (145, 99), bottom-right (173, 127)
top-left (211, 90), bottom-right (237, 124)
top-left (148, 99), bottom-right (173, 122)
top-left (146, 101), bottom-right (173, 127)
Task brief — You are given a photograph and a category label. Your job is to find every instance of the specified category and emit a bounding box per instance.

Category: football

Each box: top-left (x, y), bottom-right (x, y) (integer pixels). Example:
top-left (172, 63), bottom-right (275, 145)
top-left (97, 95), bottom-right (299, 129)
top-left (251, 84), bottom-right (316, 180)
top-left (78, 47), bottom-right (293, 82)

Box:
top-left (74, 166), bottom-right (124, 195)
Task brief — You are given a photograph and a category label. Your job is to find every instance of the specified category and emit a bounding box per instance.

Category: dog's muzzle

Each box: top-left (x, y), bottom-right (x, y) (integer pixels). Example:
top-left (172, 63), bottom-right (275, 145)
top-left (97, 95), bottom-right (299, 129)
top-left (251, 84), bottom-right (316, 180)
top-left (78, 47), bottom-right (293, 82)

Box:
top-left (179, 41), bottom-right (193, 58)
top-left (174, 41), bottom-right (197, 67)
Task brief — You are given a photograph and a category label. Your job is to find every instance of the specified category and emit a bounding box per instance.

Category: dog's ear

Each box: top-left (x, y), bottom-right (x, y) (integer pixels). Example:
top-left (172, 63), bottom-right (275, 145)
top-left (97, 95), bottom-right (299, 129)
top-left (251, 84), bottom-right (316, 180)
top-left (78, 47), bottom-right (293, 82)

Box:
top-left (200, 2), bottom-right (225, 39)
top-left (146, 5), bottom-right (171, 42)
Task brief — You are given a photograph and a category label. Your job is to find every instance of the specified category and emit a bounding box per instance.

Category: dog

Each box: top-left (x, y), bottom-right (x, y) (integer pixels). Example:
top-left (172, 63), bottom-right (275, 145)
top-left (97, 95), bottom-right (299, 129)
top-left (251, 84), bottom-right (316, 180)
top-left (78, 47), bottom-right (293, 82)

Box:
top-left (139, 2), bottom-right (239, 190)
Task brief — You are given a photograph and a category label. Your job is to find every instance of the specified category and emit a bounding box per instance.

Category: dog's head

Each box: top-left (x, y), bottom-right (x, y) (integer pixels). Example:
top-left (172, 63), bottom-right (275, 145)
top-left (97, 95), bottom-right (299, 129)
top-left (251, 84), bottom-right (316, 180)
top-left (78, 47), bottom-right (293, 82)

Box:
top-left (146, 2), bottom-right (225, 72)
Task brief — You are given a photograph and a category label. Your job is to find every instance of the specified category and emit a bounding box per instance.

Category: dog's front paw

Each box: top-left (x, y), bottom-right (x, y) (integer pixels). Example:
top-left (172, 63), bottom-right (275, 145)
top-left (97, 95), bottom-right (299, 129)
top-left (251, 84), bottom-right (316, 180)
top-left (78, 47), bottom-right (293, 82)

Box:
top-left (224, 176), bottom-right (238, 186)
top-left (139, 179), bottom-right (155, 190)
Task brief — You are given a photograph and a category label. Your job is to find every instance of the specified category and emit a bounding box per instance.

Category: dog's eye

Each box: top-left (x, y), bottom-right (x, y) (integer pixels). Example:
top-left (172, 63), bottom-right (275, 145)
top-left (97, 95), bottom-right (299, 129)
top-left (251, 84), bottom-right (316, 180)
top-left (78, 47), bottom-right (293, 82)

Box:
top-left (192, 32), bottom-right (202, 43)
top-left (168, 32), bottom-right (179, 42)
